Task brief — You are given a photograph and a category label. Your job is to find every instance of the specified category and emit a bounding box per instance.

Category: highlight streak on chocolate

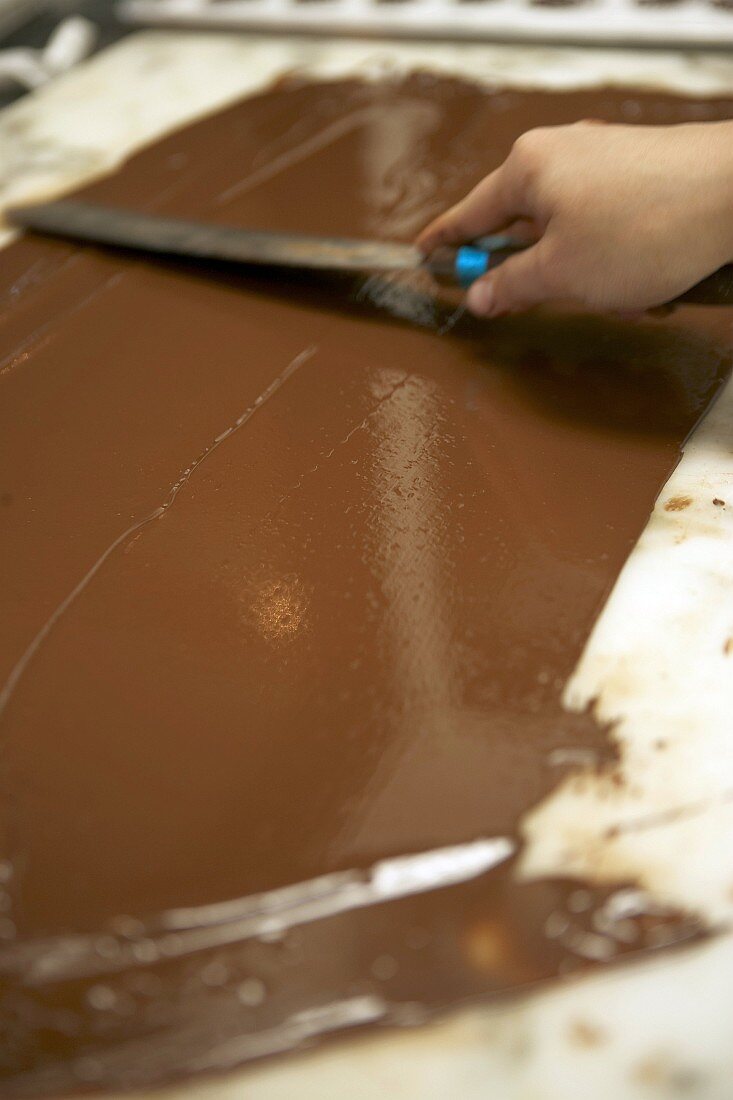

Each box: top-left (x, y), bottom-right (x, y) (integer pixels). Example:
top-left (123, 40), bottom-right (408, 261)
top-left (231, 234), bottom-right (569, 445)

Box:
top-left (0, 74), bottom-right (732, 1096)
top-left (0, 344), bottom-right (317, 719)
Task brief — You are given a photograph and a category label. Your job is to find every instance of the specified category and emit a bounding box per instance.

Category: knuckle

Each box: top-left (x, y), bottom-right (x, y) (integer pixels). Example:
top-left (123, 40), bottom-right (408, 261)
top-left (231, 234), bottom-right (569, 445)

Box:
top-left (512, 127), bottom-right (549, 158)
top-left (510, 128), bottom-right (551, 185)
top-left (510, 133), bottom-right (533, 170)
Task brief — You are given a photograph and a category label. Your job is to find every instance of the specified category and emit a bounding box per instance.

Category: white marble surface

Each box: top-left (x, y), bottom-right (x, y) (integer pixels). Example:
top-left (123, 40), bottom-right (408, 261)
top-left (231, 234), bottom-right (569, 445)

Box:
top-left (2, 31), bottom-right (733, 1100)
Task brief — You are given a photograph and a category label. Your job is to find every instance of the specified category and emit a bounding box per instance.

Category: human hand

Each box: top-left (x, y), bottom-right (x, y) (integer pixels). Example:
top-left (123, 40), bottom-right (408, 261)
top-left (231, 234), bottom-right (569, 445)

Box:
top-left (416, 120), bottom-right (733, 318)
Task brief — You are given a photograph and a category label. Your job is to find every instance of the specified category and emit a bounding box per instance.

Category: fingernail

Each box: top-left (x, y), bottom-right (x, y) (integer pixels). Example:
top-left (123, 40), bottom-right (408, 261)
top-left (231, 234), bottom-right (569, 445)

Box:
top-left (467, 279), bottom-right (496, 317)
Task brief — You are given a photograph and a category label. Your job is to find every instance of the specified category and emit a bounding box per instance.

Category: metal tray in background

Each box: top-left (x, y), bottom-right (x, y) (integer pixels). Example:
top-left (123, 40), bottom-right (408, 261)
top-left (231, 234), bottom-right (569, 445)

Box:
top-left (118, 0), bottom-right (733, 50)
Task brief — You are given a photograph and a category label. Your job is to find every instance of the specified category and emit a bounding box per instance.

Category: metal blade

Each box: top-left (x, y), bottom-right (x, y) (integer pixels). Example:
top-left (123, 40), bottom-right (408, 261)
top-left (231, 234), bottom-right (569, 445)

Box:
top-left (7, 200), bottom-right (421, 275)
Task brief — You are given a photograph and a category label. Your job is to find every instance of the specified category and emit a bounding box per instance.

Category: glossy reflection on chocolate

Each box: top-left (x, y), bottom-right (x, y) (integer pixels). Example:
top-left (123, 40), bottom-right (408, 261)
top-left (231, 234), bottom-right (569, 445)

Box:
top-left (0, 75), bottom-right (732, 1096)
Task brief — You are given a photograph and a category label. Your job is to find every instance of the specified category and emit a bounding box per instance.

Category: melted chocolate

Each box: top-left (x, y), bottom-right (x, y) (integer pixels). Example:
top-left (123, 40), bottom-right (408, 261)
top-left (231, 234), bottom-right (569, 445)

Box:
top-left (0, 75), bottom-right (732, 1096)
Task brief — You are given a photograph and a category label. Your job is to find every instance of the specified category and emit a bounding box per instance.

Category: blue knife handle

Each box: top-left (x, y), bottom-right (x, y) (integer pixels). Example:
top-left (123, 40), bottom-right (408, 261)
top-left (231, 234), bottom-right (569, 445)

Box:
top-left (424, 240), bottom-right (525, 287)
top-left (454, 246), bottom-right (491, 288)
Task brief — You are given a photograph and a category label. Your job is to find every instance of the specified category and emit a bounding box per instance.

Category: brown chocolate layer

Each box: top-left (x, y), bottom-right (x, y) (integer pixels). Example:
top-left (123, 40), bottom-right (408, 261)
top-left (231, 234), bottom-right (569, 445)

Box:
top-left (0, 75), bottom-right (732, 1096)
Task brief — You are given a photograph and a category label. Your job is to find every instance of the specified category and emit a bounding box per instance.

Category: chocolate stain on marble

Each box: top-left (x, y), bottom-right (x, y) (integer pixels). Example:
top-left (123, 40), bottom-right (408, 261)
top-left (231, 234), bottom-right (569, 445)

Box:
top-left (0, 75), bottom-right (732, 1095)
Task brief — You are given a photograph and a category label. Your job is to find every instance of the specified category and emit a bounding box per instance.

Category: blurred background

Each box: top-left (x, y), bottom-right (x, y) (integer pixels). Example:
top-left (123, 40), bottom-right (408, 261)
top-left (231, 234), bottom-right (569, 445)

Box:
top-left (0, 1), bottom-right (121, 108)
top-left (0, 0), bottom-right (731, 114)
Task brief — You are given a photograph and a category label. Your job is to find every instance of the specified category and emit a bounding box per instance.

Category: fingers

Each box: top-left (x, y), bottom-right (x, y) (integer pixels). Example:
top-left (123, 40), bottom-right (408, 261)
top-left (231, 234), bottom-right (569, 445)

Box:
top-left (466, 242), bottom-right (552, 318)
top-left (416, 164), bottom-right (528, 255)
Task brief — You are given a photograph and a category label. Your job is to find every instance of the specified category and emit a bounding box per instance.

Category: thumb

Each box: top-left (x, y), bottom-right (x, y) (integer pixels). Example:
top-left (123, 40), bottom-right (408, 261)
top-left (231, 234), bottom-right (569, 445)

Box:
top-left (466, 242), bottom-right (551, 318)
